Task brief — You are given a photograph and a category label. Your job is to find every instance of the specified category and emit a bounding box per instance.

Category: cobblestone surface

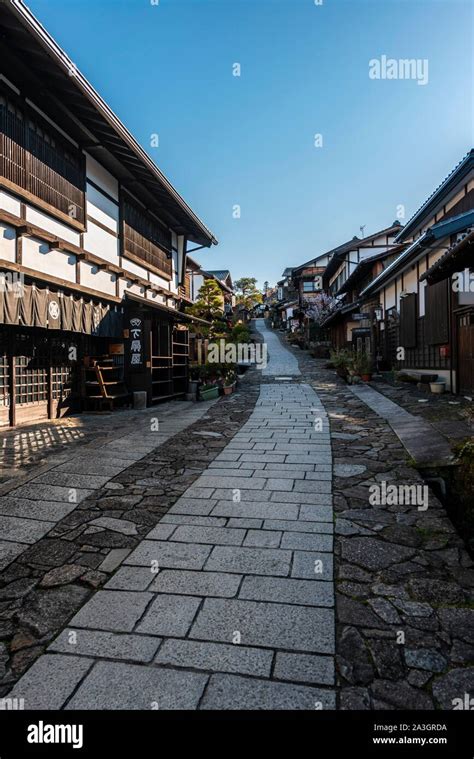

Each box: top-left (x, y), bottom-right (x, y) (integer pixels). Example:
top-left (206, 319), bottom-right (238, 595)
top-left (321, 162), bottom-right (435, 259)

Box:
top-left (6, 324), bottom-right (336, 709)
top-left (0, 380), bottom-right (259, 696)
top-left (285, 337), bottom-right (474, 711)
top-left (3, 322), bottom-right (474, 710)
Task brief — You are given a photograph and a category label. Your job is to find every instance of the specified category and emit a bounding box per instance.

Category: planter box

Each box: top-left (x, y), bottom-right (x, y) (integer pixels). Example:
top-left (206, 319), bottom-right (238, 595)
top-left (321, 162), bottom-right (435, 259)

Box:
top-left (200, 386), bottom-right (219, 401)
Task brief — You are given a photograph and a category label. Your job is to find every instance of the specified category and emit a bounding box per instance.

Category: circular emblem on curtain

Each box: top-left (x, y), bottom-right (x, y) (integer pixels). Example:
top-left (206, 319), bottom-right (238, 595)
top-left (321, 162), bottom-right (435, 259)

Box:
top-left (48, 300), bottom-right (60, 320)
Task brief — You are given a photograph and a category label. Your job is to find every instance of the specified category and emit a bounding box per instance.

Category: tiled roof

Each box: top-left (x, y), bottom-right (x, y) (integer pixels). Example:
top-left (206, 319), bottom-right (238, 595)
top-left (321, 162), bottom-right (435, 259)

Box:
top-left (395, 149), bottom-right (474, 242)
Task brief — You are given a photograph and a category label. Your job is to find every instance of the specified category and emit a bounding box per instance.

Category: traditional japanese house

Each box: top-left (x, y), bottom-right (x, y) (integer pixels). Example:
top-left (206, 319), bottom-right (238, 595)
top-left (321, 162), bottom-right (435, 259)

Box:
top-left (359, 150), bottom-right (474, 393)
top-left (0, 0), bottom-right (217, 426)
top-left (311, 224), bottom-right (401, 350)
top-left (188, 267), bottom-right (234, 315)
top-left (322, 243), bottom-right (406, 352)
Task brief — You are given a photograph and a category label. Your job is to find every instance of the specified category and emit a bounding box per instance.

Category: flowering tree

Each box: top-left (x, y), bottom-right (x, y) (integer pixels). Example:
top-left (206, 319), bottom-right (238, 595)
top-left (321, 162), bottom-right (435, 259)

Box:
top-left (304, 292), bottom-right (339, 325)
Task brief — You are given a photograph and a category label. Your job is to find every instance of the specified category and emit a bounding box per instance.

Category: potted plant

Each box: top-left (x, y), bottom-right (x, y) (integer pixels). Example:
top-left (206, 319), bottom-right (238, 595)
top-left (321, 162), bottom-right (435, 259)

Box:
top-left (222, 368), bottom-right (237, 395)
top-left (353, 351), bottom-right (372, 382)
top-left (200, 383), bottom-right (219, 401)
top-left (330, 348), bottom-right (353, 379)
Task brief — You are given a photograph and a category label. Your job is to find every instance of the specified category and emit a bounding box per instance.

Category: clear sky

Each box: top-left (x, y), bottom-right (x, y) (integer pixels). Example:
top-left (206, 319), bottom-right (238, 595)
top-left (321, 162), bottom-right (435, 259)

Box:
top-left (28, 0), bottom-right (473, 288)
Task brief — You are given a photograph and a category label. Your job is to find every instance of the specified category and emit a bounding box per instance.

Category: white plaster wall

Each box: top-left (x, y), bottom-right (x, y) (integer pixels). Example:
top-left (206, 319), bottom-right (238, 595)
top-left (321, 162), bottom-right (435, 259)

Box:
top-left (22, 237), bottom-right (76, 282)
top-left (396, 275), bottom-right (403, 310)
top-left (83, 220), bottom-right (120, 264)
top-left (170, 249), bottom-right (179, 293)
top-left (402, 267), bottom-right (418, 294)
top-left (121, 257), bottom-right (148, 279)
top-left (146, 290), bottom-right (166, 305)
top-left (0, 223), bottom-right (16, 262)
top-left (118, 280), bottom-right (146, 298)
top-left (385, 283), bottom-right (396, 311)
top-left (0, 190), bottom-right (21, 216)
top-left (150, 271), bottom-right (171, 290)
top-left (418, 259), bottom-right (427, 316)
top-left (86, 183), bottom-right (119, 233)
top-left (85, 154), bottom-right (119, 200)
top-left (26, 206), bottom-right (80, 246)
top-left (79, 262), bottom-right (116, 296)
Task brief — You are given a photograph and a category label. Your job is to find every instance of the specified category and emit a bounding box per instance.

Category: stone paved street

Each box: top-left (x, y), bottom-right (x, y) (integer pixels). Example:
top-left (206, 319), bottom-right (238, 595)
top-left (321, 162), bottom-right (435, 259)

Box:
top-left (0, 402), bottom-right (215, 572)
top-left (2, 321), bottom-right (473, 710)
top-left (6, 321), bottom-right (336, 710)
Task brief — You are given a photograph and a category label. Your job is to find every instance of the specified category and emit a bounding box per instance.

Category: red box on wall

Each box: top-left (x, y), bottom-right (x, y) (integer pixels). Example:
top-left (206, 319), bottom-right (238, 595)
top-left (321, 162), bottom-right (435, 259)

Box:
top-left (440, 345), bottom-right (450, 358)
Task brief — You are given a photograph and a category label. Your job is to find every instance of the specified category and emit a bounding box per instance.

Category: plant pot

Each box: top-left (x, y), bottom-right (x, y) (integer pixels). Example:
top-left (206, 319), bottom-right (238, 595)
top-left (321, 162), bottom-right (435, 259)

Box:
top-left (200, 386), bottom-right (219, 401)
top-left (430, 381), bottom-right (446, 394)
top-left (223, 385), bottom-right (233, 395)
top-left (361, 373), bottom-right (372, 382)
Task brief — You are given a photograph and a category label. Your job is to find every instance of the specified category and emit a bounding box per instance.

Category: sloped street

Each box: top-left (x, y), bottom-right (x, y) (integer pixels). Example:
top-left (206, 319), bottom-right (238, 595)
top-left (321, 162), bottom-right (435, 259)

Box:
top-left (2, 321), bottom-right (472, 710)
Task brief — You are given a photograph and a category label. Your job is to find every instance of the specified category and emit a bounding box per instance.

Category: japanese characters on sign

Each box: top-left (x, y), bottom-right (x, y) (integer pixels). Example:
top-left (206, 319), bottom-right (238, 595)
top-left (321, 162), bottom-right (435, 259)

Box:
top-left (129, 317), bottom-right (143, 367)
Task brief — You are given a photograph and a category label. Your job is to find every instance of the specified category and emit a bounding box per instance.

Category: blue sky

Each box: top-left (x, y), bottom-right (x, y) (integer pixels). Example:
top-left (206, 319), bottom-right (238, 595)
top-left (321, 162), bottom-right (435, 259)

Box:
top-left (29, 0), bottom-right (473, 288)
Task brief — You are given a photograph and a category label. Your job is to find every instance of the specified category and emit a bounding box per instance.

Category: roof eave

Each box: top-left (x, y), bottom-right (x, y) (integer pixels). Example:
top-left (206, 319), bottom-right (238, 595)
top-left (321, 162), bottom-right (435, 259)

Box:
top-left (7, 0), bottom-right (218, 248)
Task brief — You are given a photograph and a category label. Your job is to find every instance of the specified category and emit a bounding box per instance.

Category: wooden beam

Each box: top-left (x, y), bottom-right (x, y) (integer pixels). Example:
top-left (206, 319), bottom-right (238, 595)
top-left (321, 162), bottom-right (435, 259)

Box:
top-left (0, 177), bottom-right (85, 232)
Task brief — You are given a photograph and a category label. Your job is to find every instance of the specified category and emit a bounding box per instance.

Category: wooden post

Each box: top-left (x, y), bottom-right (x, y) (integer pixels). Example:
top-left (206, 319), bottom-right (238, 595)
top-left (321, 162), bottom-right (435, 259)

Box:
top-left (9, 349), bottom-right (16, 428)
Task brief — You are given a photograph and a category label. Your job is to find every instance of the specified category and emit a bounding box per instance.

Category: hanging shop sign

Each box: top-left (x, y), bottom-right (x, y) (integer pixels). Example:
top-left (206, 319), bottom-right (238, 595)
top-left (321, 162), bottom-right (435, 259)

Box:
top-left (129, 316), bottom-right (143, 367)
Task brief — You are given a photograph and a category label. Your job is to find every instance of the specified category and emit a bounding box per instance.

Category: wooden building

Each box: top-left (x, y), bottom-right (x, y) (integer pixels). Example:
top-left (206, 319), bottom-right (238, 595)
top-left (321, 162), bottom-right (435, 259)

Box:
top-left (322, 242), bottom-right (406, 353)
top-left (188, 267), bottom-right (235, 315)
top-left (359, 151), bottom-right (474, 393)
top-left (0, 0), bottom-right (217, 426)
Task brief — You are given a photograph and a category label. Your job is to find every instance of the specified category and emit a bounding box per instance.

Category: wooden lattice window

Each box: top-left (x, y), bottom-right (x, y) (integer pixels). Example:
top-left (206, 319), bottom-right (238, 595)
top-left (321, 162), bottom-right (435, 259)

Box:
top-left (122, 196), bottom-right (172, 278)
top-left (0, 87), bottom-right (85, 224)
top-left (0, 350), bottom-right (9, 408)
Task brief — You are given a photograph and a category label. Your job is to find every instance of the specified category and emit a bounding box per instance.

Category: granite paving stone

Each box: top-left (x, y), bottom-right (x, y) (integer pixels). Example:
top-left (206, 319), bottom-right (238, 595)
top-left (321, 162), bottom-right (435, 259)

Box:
top-left (281, 532), bottom-right (333, 552)
top-left (105, 566), bottom-right (154, 591)
top-left (136, 594), bottom-right (201, 637)
top-left (273, 652), bottom-right (335, 686)
top-left (69, 590), bottom-right (153, 632)
top-left (291, 551), bottom-right (334, 581)
top-left (200, 674), bottom-right (335, 710)
top-left (7, 654), bottom-right (93, 709)
top-left (0, 515), bottom-right (54, 544)
top-left (205, 545), bottom-right (292, 576)
top-left (190, 598), bottom-right (335, 653)
top-left (155, 639), bottom-right (273, 677)
top-left (167, 525), bottom-right (246, 546)
top-left (49, 628), bottom-right (161, 662)
top-left (65, 661), bottom-right (208, 710)
top-left (239, 575), bottom-right (334, 607)
top-left (124, 540), bottom-right (212, 570)
top-left (149, 569), bottom-right (242, 597)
